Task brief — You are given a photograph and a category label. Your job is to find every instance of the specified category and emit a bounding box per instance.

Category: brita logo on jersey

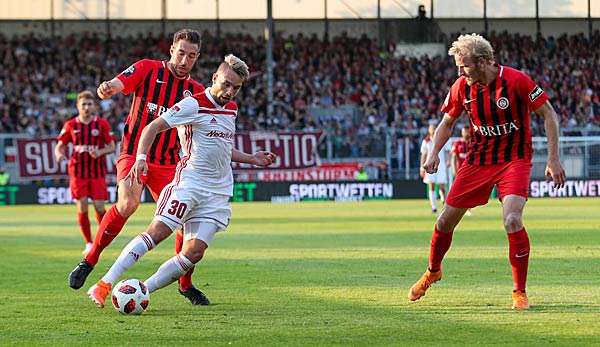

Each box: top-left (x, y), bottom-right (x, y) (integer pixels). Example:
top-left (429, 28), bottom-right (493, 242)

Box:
top-left (471, 121), bottom-right (519, 136)
top-left (147, 103), bottom-right (167, 116)
top-left (206, 130), bottom-right (234, 140)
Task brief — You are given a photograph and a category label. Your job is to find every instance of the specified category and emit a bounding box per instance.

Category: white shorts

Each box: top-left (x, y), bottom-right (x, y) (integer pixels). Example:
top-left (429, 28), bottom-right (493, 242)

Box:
top-left (423, 168), bottom-right (448, 184)
top-left (154, 182), bottom-right (231, 235)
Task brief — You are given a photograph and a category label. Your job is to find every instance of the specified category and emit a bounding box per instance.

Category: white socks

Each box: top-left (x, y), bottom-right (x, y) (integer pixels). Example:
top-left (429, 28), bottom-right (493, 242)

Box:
top-left (101, 232), bottom-right (155, 285)
top-left (428, 190), bottom-right (436, 209)
top-left (145, 253), bottom-right (194, 293)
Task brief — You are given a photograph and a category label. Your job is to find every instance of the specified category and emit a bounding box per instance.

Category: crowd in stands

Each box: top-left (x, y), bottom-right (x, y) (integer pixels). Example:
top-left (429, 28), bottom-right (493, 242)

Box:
top-left (1, 30), bottom-right (599, 164)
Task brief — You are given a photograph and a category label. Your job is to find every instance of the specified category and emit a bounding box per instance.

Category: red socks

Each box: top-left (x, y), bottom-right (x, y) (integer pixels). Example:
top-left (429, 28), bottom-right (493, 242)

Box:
top-left (508, 228), bottom-right (530, 292)
top-left (85, 205), bottom-right (127, 266)
top-left (176, 230), bottom-right (195, 291)
top-left (77, 212), bottom-right (92, 244)
top-left (428, 226), bottom-right (454, 272)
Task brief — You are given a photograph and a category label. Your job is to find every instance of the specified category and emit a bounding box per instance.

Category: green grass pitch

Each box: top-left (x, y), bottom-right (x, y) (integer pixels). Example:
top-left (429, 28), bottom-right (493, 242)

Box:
top-left (1, 198), bottom-right (599, 345)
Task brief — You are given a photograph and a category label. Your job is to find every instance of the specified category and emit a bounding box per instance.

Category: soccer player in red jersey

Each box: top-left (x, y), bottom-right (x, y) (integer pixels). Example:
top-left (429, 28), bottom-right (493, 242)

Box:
top-left (407, 34), bottom-right (566, 309)
top-left (68, 29), bottom-right (209, 305)
top-left (55, 91), bottom-right (116, 256)
top-left (451, 126), bottom-right (469, 175)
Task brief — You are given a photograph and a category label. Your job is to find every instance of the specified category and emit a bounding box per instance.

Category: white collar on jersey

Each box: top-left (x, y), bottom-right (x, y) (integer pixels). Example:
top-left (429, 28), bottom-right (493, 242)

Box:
top-left (205, 87), bottom-right (225, 110)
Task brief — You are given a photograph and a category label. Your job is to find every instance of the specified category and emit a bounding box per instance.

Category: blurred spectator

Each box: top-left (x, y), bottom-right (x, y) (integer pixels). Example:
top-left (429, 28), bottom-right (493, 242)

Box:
top-left (0, 30), bottom-right (598, 162)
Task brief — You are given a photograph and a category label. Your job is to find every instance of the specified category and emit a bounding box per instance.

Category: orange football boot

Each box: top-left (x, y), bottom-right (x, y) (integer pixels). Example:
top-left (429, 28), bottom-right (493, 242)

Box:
top-left (408, 269), bottom-right (443, 301)
top-left (511, 290), bottom-right (530, 310)
top-left (87, 281), bottom-right (112, 308)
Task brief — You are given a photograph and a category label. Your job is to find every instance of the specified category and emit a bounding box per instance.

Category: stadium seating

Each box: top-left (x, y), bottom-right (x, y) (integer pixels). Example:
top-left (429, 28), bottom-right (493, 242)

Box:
top-left (0, 31), bottom-right (598, 158)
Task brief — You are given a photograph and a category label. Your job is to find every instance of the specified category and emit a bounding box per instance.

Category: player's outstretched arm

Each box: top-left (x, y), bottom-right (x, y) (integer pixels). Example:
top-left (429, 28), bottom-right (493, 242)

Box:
top-left (232, 149), bottom-right (276, 167)
top-left (535, 101), bottom-right (566, 188)
top-left (128, 118), bottom-right (171, 184)
top-left (423, 114), bottom-right (457, 174)
top-left (97, 78), bottom-right (125, 100)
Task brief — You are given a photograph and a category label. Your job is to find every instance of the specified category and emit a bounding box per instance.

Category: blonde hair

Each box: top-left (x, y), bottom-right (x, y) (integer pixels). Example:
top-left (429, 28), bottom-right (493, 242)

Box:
top-left (448, 33), bottom-right (494, 61)
top-left (222, 54), bottom-right (249, 81)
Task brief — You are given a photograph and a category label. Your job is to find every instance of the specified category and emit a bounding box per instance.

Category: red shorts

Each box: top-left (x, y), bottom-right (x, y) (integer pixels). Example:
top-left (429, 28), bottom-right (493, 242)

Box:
top-left (116, 154), bottom-right (177, 201)
top-left (446, 159), bottom-right (531, 208)
top-left (70, 176), bottom-right (108, 201)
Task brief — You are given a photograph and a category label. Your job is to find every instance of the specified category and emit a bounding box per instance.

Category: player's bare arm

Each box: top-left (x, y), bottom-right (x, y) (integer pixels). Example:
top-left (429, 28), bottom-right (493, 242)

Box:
top-left (128, 118), bottom-right (171, 185)
top-left (90, 140), bottom-right (116, 159)
top-left (534, 101), bottom-right (566, 188)
top-left (54, 141), bottom-right (68, 162)
top-left (97, 77), bottom-right (125, 100)
top-left (423, 114), bottom-right (458, 174)
top-left (231, 149), bottom-right (276, 167)
top-left (419, 151), bottom-right (427, 178)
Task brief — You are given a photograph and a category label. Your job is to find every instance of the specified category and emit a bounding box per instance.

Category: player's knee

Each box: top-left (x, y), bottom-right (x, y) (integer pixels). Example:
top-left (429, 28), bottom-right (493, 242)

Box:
top-left (116, 196), bottom-right (140, 217)
top-left (503, 213), bottom-right (523, 232)
top-left (435, 215), bottom-right (452, 233)
top-left (184, 247), bottom-right (205, 264)
top-left (146, 221), bottom-right (173, 245)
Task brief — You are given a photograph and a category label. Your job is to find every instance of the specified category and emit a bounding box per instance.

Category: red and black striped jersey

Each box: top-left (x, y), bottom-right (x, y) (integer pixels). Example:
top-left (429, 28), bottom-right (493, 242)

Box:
top-left (58, 116), bottom-right (114, 179)
top-left (451, 138), bottom-right (468, 168)
top-left (441, 65), bottom-right (549, 165)
top-left (116, 59), bottom-right (205, 166)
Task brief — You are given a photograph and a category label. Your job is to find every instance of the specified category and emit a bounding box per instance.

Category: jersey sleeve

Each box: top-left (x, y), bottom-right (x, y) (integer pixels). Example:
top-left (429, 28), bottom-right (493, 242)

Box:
top-left (57, 122), bottom-right (72, 144)
top-left (440, 79), bottom-right (464, 117)
top-left (116, 59), bottom-right (150, 95)
top-left (160, 96), bottom-right (200, 127)
top-left (517, 72), bottom-right (549, 111)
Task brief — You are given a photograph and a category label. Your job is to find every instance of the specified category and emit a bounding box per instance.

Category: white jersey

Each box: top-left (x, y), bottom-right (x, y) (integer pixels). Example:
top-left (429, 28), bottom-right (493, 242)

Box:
top-left (160, 88), bottom-right (238, 196)
top-left (421, 138), bottom-right (450, 184)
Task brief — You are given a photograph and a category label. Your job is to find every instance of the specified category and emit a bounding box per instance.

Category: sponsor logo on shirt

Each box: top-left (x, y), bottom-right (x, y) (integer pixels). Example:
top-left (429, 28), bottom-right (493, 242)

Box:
top-left (206, 130), bottom-right (234, 140)
top-left (91, 129), bottom-right (100, 136)
top-left (471, 121), bottom-right (519, 136)
top-left (73, 145), bottom-right (98, 153)
top-left (147, 102), bottom-right (167, 116)
top-left (529, 86), bottom-right (543, 102)
top-left (122, 65), bottom-right (136, 77)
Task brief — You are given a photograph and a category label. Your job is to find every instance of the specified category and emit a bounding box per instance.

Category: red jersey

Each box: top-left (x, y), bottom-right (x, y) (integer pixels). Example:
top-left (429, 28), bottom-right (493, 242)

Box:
top-left (58, 116), bottom-right (114, 179)
top-left (451, 138), bottom-right (468, 168)
top-left (117, 59), bottom-right (204, 165)
top-left (441, 65), bottom-right (548, 165)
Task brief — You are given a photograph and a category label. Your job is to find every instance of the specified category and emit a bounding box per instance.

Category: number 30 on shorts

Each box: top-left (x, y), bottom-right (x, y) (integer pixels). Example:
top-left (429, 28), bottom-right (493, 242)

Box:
top-left (167, 200), bottom-right (187, 218)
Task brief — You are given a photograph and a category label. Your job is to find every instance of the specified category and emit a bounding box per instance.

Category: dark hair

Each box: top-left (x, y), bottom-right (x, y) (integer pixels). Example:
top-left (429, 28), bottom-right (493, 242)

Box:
top-left (77, 90), bottom-right (95, 103)
top-left (173, 28), bottom-right (202, 48)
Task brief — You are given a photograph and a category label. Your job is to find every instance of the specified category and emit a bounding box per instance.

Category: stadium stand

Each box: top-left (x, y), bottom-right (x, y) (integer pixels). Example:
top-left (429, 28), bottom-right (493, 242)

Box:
top-left (1, 30), bottom-right (599, 159)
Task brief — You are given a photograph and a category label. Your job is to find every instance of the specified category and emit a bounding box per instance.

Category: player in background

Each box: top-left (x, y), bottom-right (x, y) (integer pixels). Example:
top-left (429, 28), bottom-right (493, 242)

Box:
top-left (450, 126), bottom-right (472, 216)
top-left (407, 34), bottom-right (566, 309)
top-left (87, 55), bottom-right (276, 308)
top-left (68, 29), bottom-right (208, 305)
top-left (55, 91), bottom-right (115, 256)
top-left (451, 126), bottom-right (469, 176)
top-left (420, 124), bottom-right (449, 213)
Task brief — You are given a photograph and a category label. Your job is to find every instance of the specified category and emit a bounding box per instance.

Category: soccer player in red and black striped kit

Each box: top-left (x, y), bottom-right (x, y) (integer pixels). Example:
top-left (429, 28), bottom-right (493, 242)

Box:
top-left (407, 34), bottom-right (566, 309)
top-left (55, 91), bottom-right (116, 256)
top-left (68, 29), bottom-right (209, 305)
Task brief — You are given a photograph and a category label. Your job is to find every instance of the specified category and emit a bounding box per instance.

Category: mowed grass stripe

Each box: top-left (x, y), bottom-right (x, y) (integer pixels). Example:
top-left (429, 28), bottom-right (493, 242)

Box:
top-left (0, 198), bottom-right (599, 345)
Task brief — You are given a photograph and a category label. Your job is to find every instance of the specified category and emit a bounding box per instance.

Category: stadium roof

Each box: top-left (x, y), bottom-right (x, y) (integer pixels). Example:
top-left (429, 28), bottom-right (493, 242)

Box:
top-left (2, 0), bottom-right (598, 20)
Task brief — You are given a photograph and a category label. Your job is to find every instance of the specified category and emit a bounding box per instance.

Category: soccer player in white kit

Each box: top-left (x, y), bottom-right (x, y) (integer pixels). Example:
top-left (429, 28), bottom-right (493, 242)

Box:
top-left (87, 54), bottom-right (276, 308)
top-left (420, 124), bottom-right (450, 213)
